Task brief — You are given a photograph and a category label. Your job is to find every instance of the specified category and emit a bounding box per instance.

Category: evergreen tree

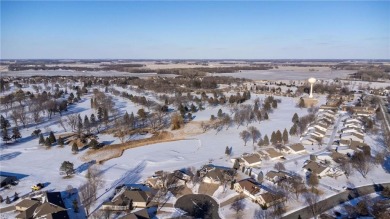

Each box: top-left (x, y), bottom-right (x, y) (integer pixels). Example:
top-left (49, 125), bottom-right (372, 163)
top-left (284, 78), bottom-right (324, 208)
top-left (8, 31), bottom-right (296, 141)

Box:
top-left (97, 107), bottom-right (103, 120)
top-left (283, 128), bottom-right (289, 144)
top-left (0, 195), bottom-right (3, 203)
top-left (225, 146), bottom-right (230, 155)
top-left (249, 168), bottom-right (252, 176)
top-left (13, 192), bottom-right (18, 201)
top-left (190, 103), bottom-right (197, 112)
top-left (90, 98), bottom-right (94, 108)
top-left (72, 142), bottom-right (78, 153)
top-left (90, 114), bottom-right (96, 125)
top-left (103, 108), bottom-right (109, 124)
top-left (45, 137), bottom-right (51, 147)
top-left (72, 199), bottom-right (79, 213)
top-left (254, 101), bottom-right (259, 112)
top-left (217, 109), bottom-right (223, 118)
top-left (276, 130), bottom-right (282, 143)
top-left (2, 128), bottom-right (11, 143)
top-left (289, 124), bottom-right (298, 136)
top-left (89, 139), bottom-right (99, 149)
top-left (272, 100), bottom-right (278, 108)
top-left (129, 112), bottom-right (135, 129)
top-left (60, 161), bottom-right (75, 176)
top-left (292, 113), bottom-right (299, 124)
top-left (39, 133), bottom-right (44, 145)
top-left (5, 196), bottom-right (10, 204)
top-left (264, 112), bottom-right (269, 120)
top-left (58, 137), bottom-right (64, 147)
top-left (49, 131), bottom-right (56, 143)
top-left (123, 112), bottom-right (130, 124)
top-left (270, 131), bottom-right (276, 145)
top-left (0, 115), bottom-right (10, 130)
top-left (12, 127), bottom-right (22, 141)
top-left (298, 98), bottom-right (305, 108)
top-left (263, 135), bottom-right (270, 146)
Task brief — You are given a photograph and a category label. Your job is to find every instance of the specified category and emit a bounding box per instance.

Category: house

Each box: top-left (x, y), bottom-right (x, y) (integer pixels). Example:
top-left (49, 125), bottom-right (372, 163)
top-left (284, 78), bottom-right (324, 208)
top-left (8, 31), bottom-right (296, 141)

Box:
top-left (340, 127), bottom-right (364, 135)
top-left (314, 123), bottom-right (328, 132)
top-left (319, 105), bottom-right (338, 112)
top-left (145, 170), bottom-right (189, 189)
top-left (14, 192), bottom-right (69, 219)
top-left (32, 202), bottom-right (68, 219)
top-left (234, 178), bottom-right (262, 202)
top-left (265, 148), bottom-right (283, 160)
top-left (265, 171), bottom-right (290, 183)
top-left (200, 165), bottom-right (236, 184)
top-left (102, 189), bottom-right (152, 211)
top-left (340, 132), bottom-right (364, 143)
top-left (120, 208), bottom-right (151, 219)
top-left (302, 160), bottom-right (330, 177)
top-left (288, 143), bottom-right (306, 154)
top-left (0, 175), bottom-right (17, 188)
top-left (15, 199), bottom-right (41, 219)
top-left (257, 192), bottom-right (286, 207)
top-left (255, 150), bottom-right (269, 159)
top-left (301, 136), bottom-right (317, 145)
top-left (241, 153), bottom-right (262, 167)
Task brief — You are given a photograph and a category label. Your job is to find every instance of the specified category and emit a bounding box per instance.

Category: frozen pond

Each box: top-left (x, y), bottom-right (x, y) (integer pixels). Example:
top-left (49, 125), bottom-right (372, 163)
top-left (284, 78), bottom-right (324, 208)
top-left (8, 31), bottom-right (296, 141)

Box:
top-left (0, 70), bottom-right (177, 78)
top-left (210, 69), bottom-right (355, 80)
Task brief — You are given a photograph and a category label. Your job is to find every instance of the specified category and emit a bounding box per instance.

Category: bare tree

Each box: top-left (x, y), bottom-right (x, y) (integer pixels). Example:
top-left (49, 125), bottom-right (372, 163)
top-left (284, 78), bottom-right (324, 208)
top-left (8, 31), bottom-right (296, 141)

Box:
top-left (66, 114), bottom-right (79, 131)
top-left (302, 191), bottom-right (321, 219)
top-left (230, 198), bottom-right (245, 219)
top-left (253, 208), bottom-right (272, 219)
top-left (79, 165), bottom-right (104, 216)
top-left (239, 130), bottom-right (251, 146)
top-left (57, 117), bottom-right (67, 132)
top-left (274, 162), bottom-right (286, 172)
top-left (200, 122), bottom-right (211, 133)
top-left (351, 151), bottom-right (372, 178)
top-left (248, 126), bottom-right (261, 145)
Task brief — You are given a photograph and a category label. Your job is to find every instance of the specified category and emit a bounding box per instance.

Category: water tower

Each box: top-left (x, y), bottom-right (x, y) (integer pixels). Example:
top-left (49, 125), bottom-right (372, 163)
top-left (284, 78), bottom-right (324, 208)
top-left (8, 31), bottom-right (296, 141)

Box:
top-left (308, 77), bottom-right (316, 98)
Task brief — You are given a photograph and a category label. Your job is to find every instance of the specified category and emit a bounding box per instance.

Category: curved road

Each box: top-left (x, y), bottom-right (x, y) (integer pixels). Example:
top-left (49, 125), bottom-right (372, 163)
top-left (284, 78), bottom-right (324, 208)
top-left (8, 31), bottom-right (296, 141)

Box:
top-left (282, 182), bottom-right (390, 219)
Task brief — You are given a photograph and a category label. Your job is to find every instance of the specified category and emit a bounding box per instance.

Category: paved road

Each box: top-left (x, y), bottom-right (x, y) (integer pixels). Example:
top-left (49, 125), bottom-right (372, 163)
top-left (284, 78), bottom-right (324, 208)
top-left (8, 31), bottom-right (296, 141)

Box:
top-left (282, 182), bottom-right (390, 219)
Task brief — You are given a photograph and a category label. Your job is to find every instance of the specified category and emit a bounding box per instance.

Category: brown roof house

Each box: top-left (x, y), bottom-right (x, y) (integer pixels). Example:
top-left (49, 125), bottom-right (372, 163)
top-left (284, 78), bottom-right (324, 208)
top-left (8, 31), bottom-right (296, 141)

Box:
top-left (101, 189), bottom-right (152, 211)
top-left (240, 153), bottom-right (262, 167)
top-left (265, 148), bottom-right (284, 160)
top-left (288, 143), bottom-right (306, 154)
top-left (258, 192), bottom-right (286, 208)
top-left (200, 165), bottom-right (236, 184)
top-left (120, 208), bottom-right (151, 219)
top-left (265, 171), bottom-right (291, 183)
top-left (234, 178), bottom-right (262, 203)
top-left (303, 160), bottom-right (330, 177)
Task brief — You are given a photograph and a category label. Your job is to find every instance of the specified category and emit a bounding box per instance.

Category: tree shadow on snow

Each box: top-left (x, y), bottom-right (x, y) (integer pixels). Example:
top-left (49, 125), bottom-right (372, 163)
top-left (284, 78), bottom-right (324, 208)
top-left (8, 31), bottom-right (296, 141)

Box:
top-left (382, 155), bottom-right (390, 173)
top-left (75, 160), bottom-right (96, 174)
top-left (0, 151), bottom-right (22, 161)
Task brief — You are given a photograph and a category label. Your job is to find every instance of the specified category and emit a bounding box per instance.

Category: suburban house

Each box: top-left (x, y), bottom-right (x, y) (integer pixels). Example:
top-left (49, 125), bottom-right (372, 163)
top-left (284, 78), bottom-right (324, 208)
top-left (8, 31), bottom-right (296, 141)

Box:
top-left (14, 192), bottom-right (69, 219)
top-left (257, 192), bottom-right (286, 207)
top-left (265, 171), bottom-right (291, 183)
top-left (146, 170), bottom-right (190, 189)
top-left (101, 189), bottom-right (152, 211)
top-left (234, 178), bottom-right (262, 202)
top-left (265, 148), bottom-right (284, 160)
top-left (303, 160), bottom-right (331, 177)
top-left (120, 208), bottom-right (151, 219)
top-left (255, 150), bottom-right (269, 159)
top-left (288, 143), bottom-right (306, 154)
top-left (340, 127), bottom-right (364, 135)
top-left (240, 153), bottom-right (262, 167)
top-left (314, 123), bottom-right (328, 132)
top-left (200, 165), bottom-right (236, 184)
top-left (340, 132), bottom-right (364, 143)
top-left (301, 136), bottom-right (317, 145)
top-left (319, 105), bottom-right (338, 112)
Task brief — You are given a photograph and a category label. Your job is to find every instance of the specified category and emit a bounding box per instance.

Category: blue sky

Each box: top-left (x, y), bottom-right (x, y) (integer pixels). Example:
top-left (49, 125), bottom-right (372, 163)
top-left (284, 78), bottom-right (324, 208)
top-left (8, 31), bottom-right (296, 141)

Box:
top-left (1, 1), bottom-right (389, 59)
